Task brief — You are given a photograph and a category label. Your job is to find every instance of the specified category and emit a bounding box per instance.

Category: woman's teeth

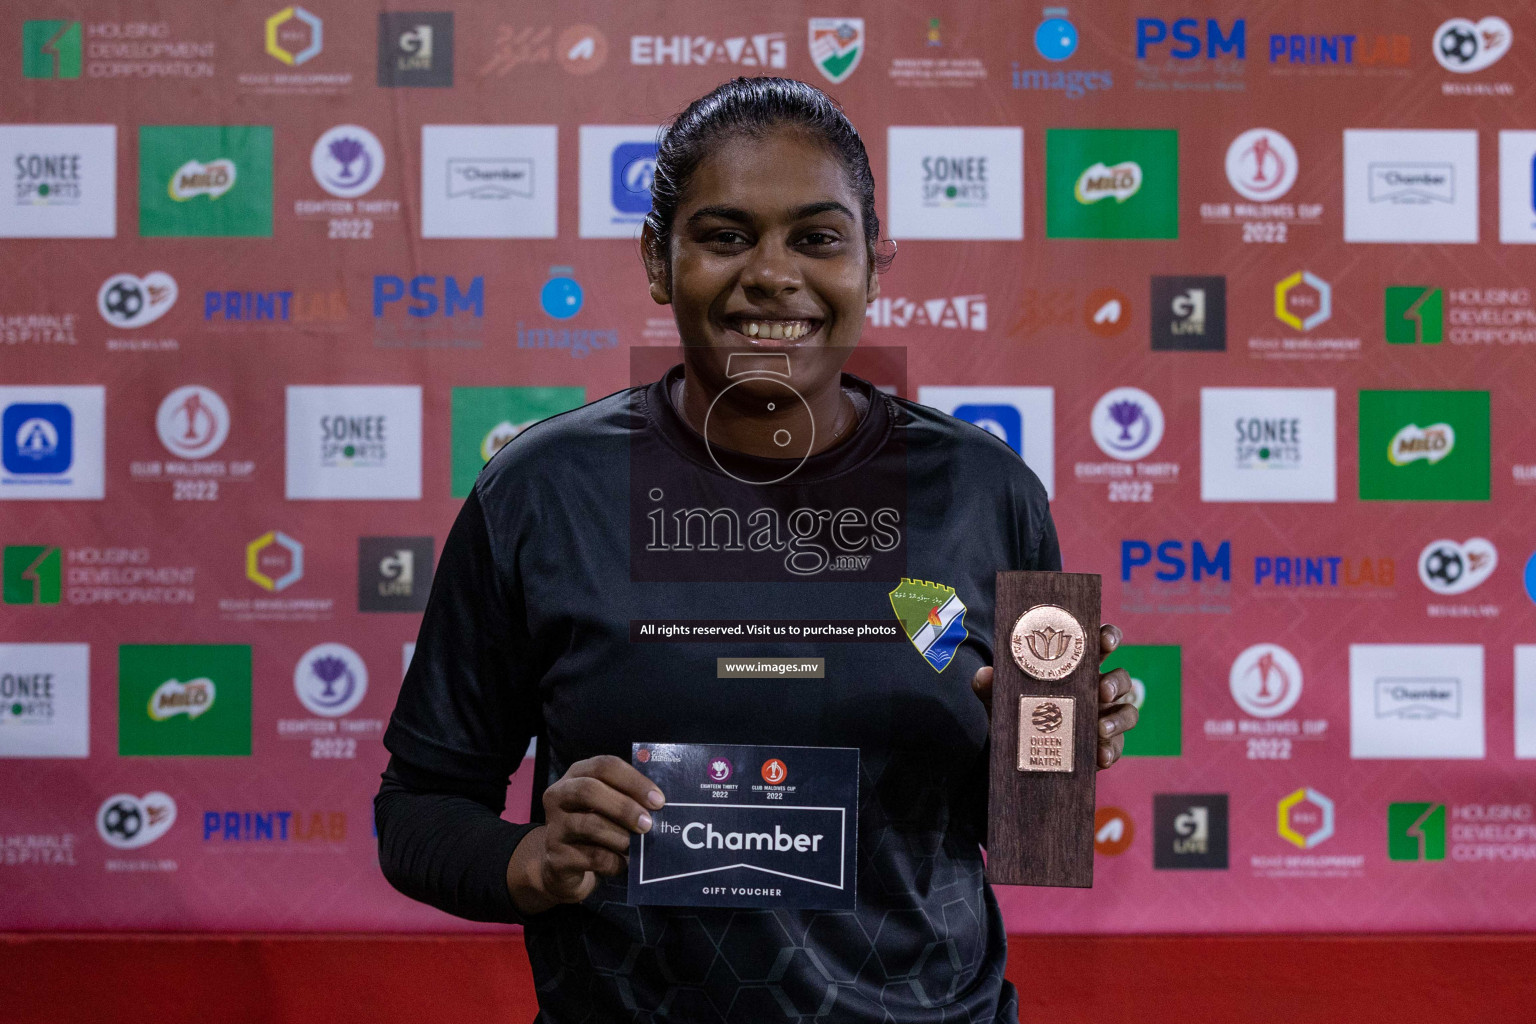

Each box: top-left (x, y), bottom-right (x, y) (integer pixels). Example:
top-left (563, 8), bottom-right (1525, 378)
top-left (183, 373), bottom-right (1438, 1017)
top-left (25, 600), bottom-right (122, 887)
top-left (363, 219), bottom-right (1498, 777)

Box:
top-left (740, 320), bottom-right (813, 340)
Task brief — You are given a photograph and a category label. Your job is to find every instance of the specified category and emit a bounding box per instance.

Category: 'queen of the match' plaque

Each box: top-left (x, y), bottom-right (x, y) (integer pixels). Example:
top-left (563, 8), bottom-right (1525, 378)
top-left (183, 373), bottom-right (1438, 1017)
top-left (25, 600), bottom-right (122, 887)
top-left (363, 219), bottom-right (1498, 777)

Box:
top-left (986, 571), bottom-right (1101, 888)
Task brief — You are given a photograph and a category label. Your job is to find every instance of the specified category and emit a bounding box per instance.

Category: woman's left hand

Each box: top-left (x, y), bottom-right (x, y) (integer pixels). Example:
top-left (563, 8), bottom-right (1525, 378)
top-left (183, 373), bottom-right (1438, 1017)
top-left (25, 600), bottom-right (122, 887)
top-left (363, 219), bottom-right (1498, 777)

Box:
top-left (970, 623), bottom-right (1139, 770)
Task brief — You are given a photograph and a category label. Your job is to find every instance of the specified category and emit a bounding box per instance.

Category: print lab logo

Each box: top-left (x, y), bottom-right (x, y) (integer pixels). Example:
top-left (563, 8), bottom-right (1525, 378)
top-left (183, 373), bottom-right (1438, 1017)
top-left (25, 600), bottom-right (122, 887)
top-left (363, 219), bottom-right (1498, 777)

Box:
top-left (2, 546), bottom-right (62, 605)
top-left (97, 792), bottom-right (176, 849)
top-left (202, 810), bottom-right (347, 844)
top-left (378, 13), bottom-right (454, 87)
top-left (1153, 793), bottom-right (1228, 869)
top-left (1433, 17), bottom-right (1511, 74)
top-left (22, 20), bottom-right (82, 79)
top-left (1274, 271), bottom-right (1331, 331)
top-left (358, 536), bottom-right (433, 613)
top-left (885, 127), bottom-right (1023, 240)
top-left (0, 643), bottom-right (90, 758)
top-left (156, 386), bottom-right (229, 461)
top-left (311, 126), bottom-right (385, 199)
top-left (1091, 387), bottom-right (1164, 461)
top-left (294, 642), bottom-right (368, 718)
top-left (1350, 644), bottom-right (1485, 759)
top-left (1226, 129), bottom-right (1296, 202)
top-left (809, 18), bottom-right (864, 84)
top-left (0, 124), bottom-right (117, 239)
top-left (266, 6), bottom-right (322, 66)
top-left (1012, 7), bottom-right (1113, 98)
top-left (1277, 788), bottom-right (1334, 849)
top-left (1388, 802), bottom-right (1446, 861)
top-left (1229, 643), bottom-right (1303, 719)
top-left (1150, 276), bottom-right (1226, 351)
top-left (1418, 538), bottom-right (1497, 596)
top-left (630, 32), bottom-right (786, 68)
top-left (98, 272), bottom-right (177, 329)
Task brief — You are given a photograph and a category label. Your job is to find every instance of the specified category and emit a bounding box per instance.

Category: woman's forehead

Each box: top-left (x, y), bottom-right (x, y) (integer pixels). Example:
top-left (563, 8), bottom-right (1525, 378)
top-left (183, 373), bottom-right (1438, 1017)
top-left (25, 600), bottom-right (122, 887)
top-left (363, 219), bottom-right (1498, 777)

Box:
top-left (680, 131), bottom-right (858, 218)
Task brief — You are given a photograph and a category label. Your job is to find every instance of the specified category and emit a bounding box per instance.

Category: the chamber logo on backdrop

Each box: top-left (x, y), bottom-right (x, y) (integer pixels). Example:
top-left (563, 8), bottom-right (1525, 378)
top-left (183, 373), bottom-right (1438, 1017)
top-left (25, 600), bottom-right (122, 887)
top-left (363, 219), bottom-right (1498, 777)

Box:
top-left (0, 386), bottom-right (104, 500)
top-left (1153, 794), bottom-right (1228, 869)
top-left (358, 537), bottom-right (433, 613)
top-left (808, 18), bottom-right (863, 84)
top-left (285, 386), bottom-right (422, 500)
top-left (1343, 129), bottom-right (1479, 243)
top-left (1012, 7), bottom-right (1113, 98)
top-left (885, 127), bottom-right (1023, 240)
top-left (1350, 644), bottom-right (1485, 759)
top-left (0, 643), bottom-right (89, 758)
top-left (630, 31), bottom-right (786, 68)
top-left (479, 24), bottom-right (607, 77)
top-left (421, 125), bottom-right (557, 238)
top-left (1497, 131), bottom-right (1536, 243)
top-left (1150, 275), bottom-right (1225, 350)
top-left (118, 644), bottom-right (252, 756)
top-left (916, 386), bottom-right (1055, 499)
top-left (1099, 644), bottom-right (1181, 757)
top-left (0, 125), bottom-right (116, 238)
top-left (1199, 387), bottom-right (1337, 502)
top-left (138, 126), bottom-right (273, 238)
top-left (98, 272), bottom-right (177, 330)
top-left (577, 126), bottom-right (659, 239)
top-left (1418, 538), bottom-right (1497, 596)
top-left (378, 12), bottom-right (453, 87)
top-left (293, 643), bottom-right (368, 719)
top-left (97, 792), bottom-right (176, 850)
top-left (1045, 129), bottom-right (1178, 239)
top-left (449, 386), bottom-right (586, 497)
top-left (1357, 389), bottom-right (1489, 501)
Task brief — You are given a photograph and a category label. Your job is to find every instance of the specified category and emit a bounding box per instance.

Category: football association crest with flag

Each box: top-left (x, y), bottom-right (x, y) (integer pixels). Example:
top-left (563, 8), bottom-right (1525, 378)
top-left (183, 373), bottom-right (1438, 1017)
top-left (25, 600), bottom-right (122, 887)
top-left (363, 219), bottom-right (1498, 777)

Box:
top-left (808, 18), bottom-right (864, 84)
top-left (889, 578), bottom-right (968, 673)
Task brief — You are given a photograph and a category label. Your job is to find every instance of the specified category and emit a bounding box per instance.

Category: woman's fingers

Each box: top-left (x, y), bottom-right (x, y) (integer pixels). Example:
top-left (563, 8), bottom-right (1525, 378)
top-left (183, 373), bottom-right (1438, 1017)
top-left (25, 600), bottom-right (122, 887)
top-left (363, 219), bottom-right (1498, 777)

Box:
top-left (1100, 667), bottom-right (1134, 705)
top-left (971, 665), bottom-right (993, 711)
top-left (1099, 623), bottom-right (1123, 663)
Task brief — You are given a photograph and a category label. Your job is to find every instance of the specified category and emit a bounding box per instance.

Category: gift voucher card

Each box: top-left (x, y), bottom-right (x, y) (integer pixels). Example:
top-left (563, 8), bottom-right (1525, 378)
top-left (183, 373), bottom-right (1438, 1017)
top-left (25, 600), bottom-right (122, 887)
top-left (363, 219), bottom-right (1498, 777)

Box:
top-left (628, 742), bottom-right (857, 909)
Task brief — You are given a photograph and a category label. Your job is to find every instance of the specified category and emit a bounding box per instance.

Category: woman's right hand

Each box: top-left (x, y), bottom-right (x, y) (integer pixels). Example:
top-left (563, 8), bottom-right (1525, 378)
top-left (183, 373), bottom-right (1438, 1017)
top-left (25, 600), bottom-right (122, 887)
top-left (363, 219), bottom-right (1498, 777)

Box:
top-left (506, 755), bottom-right (666, 915)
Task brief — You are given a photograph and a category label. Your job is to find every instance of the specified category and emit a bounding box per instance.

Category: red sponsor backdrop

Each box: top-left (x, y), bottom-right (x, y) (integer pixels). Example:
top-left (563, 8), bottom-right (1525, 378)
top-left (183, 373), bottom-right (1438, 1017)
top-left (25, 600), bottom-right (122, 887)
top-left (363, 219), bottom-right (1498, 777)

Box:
top-left (3, 0), bottom-right (1535, 934)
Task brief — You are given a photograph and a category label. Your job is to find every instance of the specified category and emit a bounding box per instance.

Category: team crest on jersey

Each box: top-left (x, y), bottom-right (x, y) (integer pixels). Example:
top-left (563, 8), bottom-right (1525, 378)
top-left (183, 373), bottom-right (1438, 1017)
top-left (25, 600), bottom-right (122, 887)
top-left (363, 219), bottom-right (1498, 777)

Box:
top-left (889, 578), bottom-right (967, 673)
top-left (809, 18), bottom-right (864, 84)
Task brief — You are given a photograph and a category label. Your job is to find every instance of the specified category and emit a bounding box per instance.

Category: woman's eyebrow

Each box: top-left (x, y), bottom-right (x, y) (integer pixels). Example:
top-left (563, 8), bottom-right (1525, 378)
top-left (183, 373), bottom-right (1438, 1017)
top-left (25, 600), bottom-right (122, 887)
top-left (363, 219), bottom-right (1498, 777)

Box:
top-left (685, 200), bottom-right (855, 227)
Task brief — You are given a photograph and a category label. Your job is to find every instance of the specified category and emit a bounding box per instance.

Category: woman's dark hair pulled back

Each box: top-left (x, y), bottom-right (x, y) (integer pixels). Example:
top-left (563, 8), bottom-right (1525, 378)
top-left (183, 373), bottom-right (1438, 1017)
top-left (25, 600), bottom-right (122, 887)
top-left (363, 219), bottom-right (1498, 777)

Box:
top-left (645, 76), bottom-right (892, 273)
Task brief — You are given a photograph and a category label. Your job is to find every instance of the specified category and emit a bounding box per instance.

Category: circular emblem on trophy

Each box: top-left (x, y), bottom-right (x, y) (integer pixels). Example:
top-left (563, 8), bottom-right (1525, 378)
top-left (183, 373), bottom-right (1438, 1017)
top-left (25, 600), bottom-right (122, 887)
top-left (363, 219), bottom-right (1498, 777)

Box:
top-left (1031, 701), bottom-right (1065, 733)
top-left (1009, 604), bottom-right (1086, 681)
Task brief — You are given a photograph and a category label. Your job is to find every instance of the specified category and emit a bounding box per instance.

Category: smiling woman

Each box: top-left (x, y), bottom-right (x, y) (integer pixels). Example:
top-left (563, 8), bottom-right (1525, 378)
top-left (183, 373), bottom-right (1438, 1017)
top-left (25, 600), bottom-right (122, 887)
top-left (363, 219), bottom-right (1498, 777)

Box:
top-left (374, 76), bottom-right (1138, 1024)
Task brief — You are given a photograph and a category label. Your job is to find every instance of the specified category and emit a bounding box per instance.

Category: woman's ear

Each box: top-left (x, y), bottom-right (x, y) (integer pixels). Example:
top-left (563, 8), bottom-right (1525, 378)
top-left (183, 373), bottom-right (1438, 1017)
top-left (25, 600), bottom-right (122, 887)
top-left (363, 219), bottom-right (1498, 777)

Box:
top-left (640, 223), bottom-right (671, 305)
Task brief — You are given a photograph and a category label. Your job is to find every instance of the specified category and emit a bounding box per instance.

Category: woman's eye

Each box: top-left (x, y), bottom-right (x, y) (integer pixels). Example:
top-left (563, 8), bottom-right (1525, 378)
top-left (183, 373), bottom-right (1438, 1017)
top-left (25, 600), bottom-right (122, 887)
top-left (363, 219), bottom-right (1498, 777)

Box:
top-left (800, 232), bottom-right (839, 247)
top-left (712, 230), bottom-right (749, 245)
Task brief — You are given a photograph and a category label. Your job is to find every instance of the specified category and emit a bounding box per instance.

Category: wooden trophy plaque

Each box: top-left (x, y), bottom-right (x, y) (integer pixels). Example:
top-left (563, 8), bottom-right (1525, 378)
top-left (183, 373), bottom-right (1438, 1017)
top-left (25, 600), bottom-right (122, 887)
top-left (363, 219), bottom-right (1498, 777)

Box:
top-left (986, 571), bottom-right (1101, 888)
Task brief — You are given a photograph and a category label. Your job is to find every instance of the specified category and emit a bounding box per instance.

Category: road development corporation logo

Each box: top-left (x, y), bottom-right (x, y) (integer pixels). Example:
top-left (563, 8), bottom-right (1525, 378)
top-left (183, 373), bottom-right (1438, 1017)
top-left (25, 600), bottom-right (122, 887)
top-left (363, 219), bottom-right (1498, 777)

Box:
top-left (1225, 128), bottom-right (1297, 202)
top-left (1343, 130), bottom-right (1479, 244)
top-left (1045, 129), bottom-right (1178, 239)
top-left (358, 536), bottom-right (433, 613)
top-left (311, 125), bottom-right (385, 199)
top-left (1229, 643), bottom-right (1303, 719)
top-left (1090, 387), bottom-right (1164, 461)
top-left (118, 644), bottom-right (252, 756)
top-left (285, 386), bottom-right (422, 500)
top-left (1153, 794), bottom-right (1228, 869)
top-left (1418, 538), bottom-right (1497, 596)
top-left (1388, 802), bottom-right (1446, 861)
top-left (889, 579), bottom-right (967, 673)
top-left (1275, 271), bottom-right (1331, 331)
top-left (294, 643), bottom-right (368, 718)
top-left (138, 126), bottom-right (274, 238)
top-left (577, 126), bottom-right (660, 238)
top-left (1278, 788), bottom-right (1334, 849)
top-left (885, 126), bottom-right (1024, 240)
top-left (1350, 644), bottom-right (1485, 759)
top-left (378, 12), bottom-right (454, 87)
top-left (1358, 390), bottom-right (1489, 501)
top-left (809, 18), bottom-right (863, 84)
top-left (0, 125), bottom-right (116, 238)
top-left (421, 125), bottom-right (557, 238)
top-left (97, 792), bottom-right (176, 849)
top-left (156, 386), bottom-right (230, 461)
top-left (246, 531), bottom-right (302, 592)
top-left (266, 6), bottom-right (322, 65)
top-left (1433, 17), bottom-right (1511, 74)
top-left (0, 643), bottom-right (90, 758)
top-left (1199, 387), bottom-right (1337, 502)
top-left (0, 386), bottom-right (104, 499)
top-left (99, 272), bottom-right (177, 329)
top-left (1150, 275), bottom-right (1225, 351)
top-left (916, 386), bottom-right (1055, 499)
